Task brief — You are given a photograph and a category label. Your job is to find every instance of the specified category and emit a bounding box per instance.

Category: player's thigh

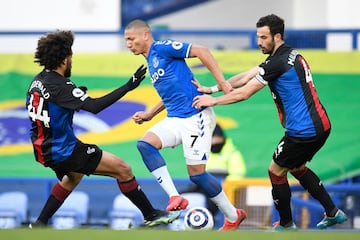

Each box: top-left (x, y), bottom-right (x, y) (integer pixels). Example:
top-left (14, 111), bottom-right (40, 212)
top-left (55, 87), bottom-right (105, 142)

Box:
top-left (94, 151), bottom-right (132, 180)
top-left (61, 172), bottom-right (84, 190)
top-left (148, 117), bottom-right (182, 148)
top-left (272, 135), bottom-right (301, 169)
top-left (52, 142), bottom-right (101, 181)
top-left (273, 133), bottom-right (326, 170)
top-left (269, 159), bottom-right (289, 176)
top-left (183, 108), bottom-right (216, 164)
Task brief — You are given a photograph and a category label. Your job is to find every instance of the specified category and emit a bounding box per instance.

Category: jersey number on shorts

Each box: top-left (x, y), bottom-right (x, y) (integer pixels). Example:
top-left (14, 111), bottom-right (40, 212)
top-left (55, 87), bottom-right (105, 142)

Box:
top-left (190, 135), bottom-right (198, 148)
top-left (27, 94), bottom-right (51, 128)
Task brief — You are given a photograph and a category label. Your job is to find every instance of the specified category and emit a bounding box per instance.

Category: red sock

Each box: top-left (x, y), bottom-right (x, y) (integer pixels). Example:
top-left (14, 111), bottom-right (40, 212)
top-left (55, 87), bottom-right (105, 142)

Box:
top-left (117, 177), bottom-right (138, 193)
top-left (51, 182), bottom-right (71, 202)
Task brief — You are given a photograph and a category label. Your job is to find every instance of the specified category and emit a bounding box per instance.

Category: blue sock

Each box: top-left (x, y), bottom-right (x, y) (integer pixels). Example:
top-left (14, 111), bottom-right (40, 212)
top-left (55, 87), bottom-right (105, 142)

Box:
top-left (136, 140), bottom-right (166, 172)
top-left (190, 172), bottom-right (222, 198)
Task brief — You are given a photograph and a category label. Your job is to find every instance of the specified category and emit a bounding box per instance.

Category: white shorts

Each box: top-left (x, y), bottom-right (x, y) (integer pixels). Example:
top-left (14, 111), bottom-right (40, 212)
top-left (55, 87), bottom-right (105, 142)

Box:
top-left (148, 107), bottom-right (216, 165)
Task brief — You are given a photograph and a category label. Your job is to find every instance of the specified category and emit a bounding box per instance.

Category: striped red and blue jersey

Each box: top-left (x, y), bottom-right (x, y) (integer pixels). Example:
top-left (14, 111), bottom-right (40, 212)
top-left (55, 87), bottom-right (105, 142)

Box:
top-left (255, 44), bottom-right (331, 137)
top-left (26, 70), bottom-right (89, 166)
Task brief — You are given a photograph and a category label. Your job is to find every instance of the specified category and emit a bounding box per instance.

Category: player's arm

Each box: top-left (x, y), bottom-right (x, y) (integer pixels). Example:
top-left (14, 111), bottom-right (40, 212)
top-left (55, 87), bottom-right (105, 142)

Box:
top-left (192, 66), bottom-right (259, 94)
top-left (189, 44), bottom-right (232, 94)
top-left (227, 66), bottom-right (259, 88)
top-left (193, 77), bottom-right (265, 108)
top-left (82, 65), bottom-right (146, 114)
top-left (132, 101), bottom-right (165, 124)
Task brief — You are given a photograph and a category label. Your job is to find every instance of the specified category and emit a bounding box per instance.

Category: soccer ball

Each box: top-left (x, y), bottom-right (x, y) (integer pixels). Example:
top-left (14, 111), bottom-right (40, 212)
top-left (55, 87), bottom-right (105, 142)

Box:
top-left (183, 207), bottom-right (214, 230)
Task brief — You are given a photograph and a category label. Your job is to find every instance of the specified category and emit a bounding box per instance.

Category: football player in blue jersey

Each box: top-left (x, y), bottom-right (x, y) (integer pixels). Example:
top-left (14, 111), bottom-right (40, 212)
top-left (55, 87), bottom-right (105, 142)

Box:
top-left (26, 30), bottom-right (180, 228)
top-left (125, 19), bottom-right (246, 231)
top-left (193, 14), bottom-right (347, 231)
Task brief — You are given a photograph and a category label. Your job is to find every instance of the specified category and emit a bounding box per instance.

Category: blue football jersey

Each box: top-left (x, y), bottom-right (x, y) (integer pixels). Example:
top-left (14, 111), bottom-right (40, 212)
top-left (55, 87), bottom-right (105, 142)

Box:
top-left (146, 40), bottom-right (203, 118)
top-left (256, 44), bottom-right (331, 137)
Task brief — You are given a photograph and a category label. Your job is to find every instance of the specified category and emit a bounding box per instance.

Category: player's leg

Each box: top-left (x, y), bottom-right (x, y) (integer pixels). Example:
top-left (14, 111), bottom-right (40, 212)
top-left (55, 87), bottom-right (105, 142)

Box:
top-left (184, 108), bottom-right (246, 230)
top-left (268, 161), bottom-right (295, 230)
top-left (30, 142), bottom-right (97, 227)
top-left (291, 165), bottom-right (337, 217)
top-left (187, 165), bottom-right (247, 230)
top-left (269, 135), bottom-right (299, 230)
top-left (94, 150), bottom-right (180, 225)
top-left (95, 151), bottom-right (155, 218)
top-left (291, 165), bottom-right (347, 229)
top-left (31, 172), bottom-right (83, 227)
top-left (289, 131), bottom-right (347, 229)
top-left (136, 118), bottom-right (188, 211)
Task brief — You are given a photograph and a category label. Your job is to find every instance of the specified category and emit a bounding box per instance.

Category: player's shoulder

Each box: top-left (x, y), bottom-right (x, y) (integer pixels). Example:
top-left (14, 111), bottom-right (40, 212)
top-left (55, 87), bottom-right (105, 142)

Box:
top-left (269, 45), bottom-right (295, 65)
top-left (44, 72), bottom-right (75, 94)
top-left (154, 39), bottom-right (188, 49)
top-left (31, 70), bottom-right (58, 86)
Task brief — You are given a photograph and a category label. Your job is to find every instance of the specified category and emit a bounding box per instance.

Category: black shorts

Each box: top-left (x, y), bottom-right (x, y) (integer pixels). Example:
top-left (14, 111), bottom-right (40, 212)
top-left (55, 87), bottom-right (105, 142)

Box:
top-left (50, 141), bottom-right (102, 181)
top-left (273, 130), bottom-right (330, 169)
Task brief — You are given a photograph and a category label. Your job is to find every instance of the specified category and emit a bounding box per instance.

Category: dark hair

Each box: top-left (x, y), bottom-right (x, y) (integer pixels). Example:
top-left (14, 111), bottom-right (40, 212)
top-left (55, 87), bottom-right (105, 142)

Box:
top-left (125, 19), bottom-right (150, 30)
top-left (256, 14), bottom-right (285, 39)
top-left (34, 30), bottom-right (74, 70)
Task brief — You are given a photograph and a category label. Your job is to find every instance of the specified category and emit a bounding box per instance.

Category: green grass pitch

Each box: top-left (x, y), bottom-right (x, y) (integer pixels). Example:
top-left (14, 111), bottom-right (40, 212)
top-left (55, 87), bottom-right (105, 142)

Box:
top-left (1, 228), bottom-right (359, 240)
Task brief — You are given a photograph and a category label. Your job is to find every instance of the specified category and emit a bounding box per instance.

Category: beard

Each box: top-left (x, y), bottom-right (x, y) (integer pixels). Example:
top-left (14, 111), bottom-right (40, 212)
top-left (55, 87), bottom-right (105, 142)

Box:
top-left (260, 43), bottom-right (275, 54)
top-left (259, 37), bottom-right (276, 55)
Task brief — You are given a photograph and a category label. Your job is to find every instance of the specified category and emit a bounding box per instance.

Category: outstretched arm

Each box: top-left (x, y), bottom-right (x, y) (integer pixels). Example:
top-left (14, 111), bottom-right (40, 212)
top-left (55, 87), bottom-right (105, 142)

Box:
top-left (227, 67), bottom-right (259, 88)
top-left (82, 65), bottom-right (146, 114)
top-left (193, 77), bottom-right (265, 108)
top-left (193, 66), bottom-right (259, 94)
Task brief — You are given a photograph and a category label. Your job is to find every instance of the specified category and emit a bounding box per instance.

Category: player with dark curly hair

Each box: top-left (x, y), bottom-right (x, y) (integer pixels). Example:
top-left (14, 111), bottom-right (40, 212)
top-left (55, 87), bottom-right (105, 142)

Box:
top-left (27, 30), bottom-right (179, 228)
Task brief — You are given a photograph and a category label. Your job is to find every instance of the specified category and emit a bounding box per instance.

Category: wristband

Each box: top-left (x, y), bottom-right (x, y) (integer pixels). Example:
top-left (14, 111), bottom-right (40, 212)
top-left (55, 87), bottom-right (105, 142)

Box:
top-left (210, 85), bottom-right (219, 93)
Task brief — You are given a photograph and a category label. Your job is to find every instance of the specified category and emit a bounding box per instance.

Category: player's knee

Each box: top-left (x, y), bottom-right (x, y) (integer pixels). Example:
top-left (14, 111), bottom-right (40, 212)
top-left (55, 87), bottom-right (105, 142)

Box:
top-left (136, 140), bottom-right (166, 171)
top-left (268, 169), bottom-right (288, 184)
top-left (137, 140), bottom-right (153, 153)
top-left (65, 173), bottom-right (83, 187)
top-left (136, 140), bottom-right (144, 151)
top-left (110, 155), bottom-right (132, 175)
top-left (123, 163), bottom-right (132, 173)
top-left (290, 166), bottom-right (308, 179)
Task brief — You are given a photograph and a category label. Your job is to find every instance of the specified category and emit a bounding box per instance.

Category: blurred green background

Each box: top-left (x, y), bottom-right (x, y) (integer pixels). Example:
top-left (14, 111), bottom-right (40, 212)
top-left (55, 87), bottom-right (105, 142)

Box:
top-left (1, 51), bottom-right (360, 182)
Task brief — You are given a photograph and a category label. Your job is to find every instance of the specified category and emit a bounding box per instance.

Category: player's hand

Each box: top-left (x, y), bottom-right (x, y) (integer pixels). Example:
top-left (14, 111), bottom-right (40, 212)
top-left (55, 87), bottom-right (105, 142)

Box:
top-left (192, 95), bottom-right (216, 109)
top-left (126, 64), bottom-right (147, 91)
top-left (132, 111), bottom-right (152, 124)
top-left (218, 81), bottom-right (233, 94)
top-left (192, 80), bottom-right (212, 94)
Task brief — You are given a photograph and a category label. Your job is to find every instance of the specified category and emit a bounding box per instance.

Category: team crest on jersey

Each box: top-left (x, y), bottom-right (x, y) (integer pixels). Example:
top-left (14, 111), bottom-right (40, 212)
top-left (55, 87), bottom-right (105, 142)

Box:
top-left (152, 57), bottom-right (159, 68)
top-left (72, 88), bottom-right (85, 98)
